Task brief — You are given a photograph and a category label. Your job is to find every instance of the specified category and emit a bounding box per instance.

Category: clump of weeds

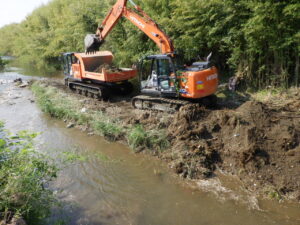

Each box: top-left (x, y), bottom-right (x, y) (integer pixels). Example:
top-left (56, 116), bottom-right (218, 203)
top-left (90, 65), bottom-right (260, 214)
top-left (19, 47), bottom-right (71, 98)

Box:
top-left (128, 125), bottom-right (169, 152)
top-left (0, 122), bottom-right (59, 224)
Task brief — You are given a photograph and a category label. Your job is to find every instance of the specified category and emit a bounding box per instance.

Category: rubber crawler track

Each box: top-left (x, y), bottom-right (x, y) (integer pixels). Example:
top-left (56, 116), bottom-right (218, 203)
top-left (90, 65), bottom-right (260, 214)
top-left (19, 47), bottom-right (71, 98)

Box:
top-left (131, 95), bottom-right (191, 113)
top-left (67, 81), bottom-right (110, 100)
top-left (66, 79), bottom-right (215, 112)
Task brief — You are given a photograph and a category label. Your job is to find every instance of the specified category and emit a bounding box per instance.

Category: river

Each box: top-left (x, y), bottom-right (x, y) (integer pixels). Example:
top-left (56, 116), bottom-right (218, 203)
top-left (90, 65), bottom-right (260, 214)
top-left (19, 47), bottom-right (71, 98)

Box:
top-left (0, 66), bottom-right (299, 225)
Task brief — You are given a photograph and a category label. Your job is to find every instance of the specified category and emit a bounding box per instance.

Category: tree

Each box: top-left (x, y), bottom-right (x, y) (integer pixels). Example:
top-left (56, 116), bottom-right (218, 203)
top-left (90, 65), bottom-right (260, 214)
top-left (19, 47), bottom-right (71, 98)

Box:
top-left (0, 0), bottom-right (299, 87)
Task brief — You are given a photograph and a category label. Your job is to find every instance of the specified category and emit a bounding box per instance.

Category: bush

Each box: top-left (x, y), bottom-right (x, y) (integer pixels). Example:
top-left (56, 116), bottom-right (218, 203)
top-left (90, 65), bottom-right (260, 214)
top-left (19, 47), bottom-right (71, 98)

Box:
top-left (0, 57), bottom-right (7, 69)
top-left (0, 123), bottom-right (58, 224)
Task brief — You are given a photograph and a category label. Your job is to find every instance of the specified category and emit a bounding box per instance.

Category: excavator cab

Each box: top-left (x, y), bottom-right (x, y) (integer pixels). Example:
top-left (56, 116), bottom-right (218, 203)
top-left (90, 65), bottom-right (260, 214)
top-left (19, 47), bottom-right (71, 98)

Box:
top-left (62, 53), bottom-right (76, 77)
top-left (139, 54), bottom-right (177, 97)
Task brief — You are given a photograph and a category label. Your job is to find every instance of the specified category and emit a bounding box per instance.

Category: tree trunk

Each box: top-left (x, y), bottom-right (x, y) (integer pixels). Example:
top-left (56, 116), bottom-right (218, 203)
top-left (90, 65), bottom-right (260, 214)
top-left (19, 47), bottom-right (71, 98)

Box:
top-left (295, 52), bottom-right (299, 87)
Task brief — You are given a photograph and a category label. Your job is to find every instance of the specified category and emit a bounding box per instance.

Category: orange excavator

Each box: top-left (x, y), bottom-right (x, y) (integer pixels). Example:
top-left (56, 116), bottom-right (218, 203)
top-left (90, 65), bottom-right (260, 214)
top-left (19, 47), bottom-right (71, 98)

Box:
top-left (64, 0), bottom-right (219, 111)
top-left (63, 50), bottom-right (136, 100)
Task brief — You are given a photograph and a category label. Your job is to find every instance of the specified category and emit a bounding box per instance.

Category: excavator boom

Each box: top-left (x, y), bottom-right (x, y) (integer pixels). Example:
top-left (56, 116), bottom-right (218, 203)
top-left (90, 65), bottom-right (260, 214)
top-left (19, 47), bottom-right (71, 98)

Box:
top-left (85, 0), bottom-right (174, 54)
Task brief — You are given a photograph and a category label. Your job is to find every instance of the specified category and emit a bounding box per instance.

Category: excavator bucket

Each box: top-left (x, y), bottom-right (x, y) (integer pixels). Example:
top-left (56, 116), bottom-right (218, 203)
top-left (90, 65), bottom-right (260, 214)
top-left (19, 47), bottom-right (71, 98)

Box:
top-left (77, 51), bottom-right (114, 72)
top-left (84, 34), bottom-right (103, 53)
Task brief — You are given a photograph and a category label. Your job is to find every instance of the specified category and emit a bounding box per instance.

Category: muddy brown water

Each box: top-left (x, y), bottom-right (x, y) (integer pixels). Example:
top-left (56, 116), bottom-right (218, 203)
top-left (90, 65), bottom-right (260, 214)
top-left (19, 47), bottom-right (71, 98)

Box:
top-left (0, 67), bottom-right (299, 225)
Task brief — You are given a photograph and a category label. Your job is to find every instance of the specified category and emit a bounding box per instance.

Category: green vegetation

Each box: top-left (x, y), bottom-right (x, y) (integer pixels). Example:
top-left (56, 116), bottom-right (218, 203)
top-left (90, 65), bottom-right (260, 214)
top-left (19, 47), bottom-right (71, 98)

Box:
top-left (128, 125), bottom-right (169, 152)
top-left (92, 120), bottom-right (123, 141)
top-left (31, 81), bottom-right (169, 151)
top-left (248, 86), bottom-right (300, 108)
top-left (0, 57), bottom-right (8, 70)
top-left (0, 122), bottom-right (58, 224)
top-left (0, 0), bottom-right (299, 88)
top-left (267, 190), bottom-right (282, 201)
top-left (264, 186), bottom-right (283, 201)
top-left (61, 151), bottom-right (87, 163)
top-left (31, 82), bottom-right (123, 141)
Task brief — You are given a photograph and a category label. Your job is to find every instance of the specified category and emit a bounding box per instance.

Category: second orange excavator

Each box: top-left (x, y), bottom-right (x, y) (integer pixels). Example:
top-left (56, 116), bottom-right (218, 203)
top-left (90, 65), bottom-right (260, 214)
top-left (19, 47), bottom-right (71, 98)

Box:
top-left (64, 0), bottom-right (219, 112)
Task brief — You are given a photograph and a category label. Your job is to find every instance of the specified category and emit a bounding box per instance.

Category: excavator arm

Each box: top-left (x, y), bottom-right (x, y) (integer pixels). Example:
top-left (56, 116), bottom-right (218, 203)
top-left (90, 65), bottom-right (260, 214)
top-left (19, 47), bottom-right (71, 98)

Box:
top-left (85, 0), bottom-right (174, 54)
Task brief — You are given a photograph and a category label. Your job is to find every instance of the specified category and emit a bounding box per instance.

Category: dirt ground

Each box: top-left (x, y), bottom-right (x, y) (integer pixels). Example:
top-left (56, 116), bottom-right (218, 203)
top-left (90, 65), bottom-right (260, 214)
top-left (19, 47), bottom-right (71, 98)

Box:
top-left (40, 80), bottom-right (300, 201)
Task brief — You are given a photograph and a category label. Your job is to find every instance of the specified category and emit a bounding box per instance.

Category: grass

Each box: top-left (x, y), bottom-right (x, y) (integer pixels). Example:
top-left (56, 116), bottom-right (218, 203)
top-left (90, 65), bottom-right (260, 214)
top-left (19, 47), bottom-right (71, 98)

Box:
top-left (264, 186), bottom-right (283, 201)
top-left (249, 87), bottom-right (300, 104)
top-left (0, 122), bottom-right (58, 224)
top-left (250, 88), bottom-right (285, 102)
top-left (128, 125), bottom-right (148, 149)
top-left (92, 120), bottom-right (123, 141)
top-left (31, 82), bottom-right (123, 140)
top-left (216, 83), bottom-right (300, 108)
top-left (31, 81), bottom-right (170, 152)
top-left (128, 125), bottom-right (169, 152)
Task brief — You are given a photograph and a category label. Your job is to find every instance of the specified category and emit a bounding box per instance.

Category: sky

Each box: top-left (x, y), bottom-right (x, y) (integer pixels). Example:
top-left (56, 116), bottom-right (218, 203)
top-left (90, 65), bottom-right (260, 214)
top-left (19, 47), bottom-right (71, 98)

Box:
top-left (0, 0), bottom-right (50, 28)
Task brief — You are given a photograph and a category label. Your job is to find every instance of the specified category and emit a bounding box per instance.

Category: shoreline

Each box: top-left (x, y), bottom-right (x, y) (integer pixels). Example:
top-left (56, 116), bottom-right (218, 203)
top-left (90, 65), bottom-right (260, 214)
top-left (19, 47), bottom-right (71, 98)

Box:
top-left (30, 79), bottom-right (300, 203)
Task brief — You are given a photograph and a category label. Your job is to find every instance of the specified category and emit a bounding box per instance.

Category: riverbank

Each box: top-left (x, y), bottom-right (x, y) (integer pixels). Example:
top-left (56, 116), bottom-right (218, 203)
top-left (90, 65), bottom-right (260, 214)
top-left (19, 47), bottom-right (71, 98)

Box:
top-left (30, 80), bottom-right (300, 202)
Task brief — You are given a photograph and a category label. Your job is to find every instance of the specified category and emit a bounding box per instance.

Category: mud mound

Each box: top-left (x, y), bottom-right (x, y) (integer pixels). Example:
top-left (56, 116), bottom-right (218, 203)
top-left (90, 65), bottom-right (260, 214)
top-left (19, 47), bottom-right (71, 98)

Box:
top-left (168, 100), bottom-right (300, 200)
top-left (168, 104), bottom-right (210, 139)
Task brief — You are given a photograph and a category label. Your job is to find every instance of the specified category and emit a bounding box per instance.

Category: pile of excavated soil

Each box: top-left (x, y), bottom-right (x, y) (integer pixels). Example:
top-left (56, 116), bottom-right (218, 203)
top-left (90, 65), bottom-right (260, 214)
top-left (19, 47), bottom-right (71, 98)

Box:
top-left (165, 100), bottom-right (300, 200)
top-left (37, 80), bottom-right (300, 201)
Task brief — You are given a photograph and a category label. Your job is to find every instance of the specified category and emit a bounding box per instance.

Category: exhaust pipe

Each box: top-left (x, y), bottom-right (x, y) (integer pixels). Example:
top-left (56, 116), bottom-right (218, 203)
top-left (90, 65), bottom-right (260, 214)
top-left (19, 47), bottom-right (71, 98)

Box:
top-left (84, 34), bottom-right (103, 53)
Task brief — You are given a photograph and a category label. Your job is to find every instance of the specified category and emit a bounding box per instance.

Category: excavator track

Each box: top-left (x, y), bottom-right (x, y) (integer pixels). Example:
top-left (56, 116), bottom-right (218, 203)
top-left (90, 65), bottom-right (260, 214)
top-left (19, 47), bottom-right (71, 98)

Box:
top-left (131, 95), bottom-right (191, 113)
top-left (66, 80), bottom-right (110, 100)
